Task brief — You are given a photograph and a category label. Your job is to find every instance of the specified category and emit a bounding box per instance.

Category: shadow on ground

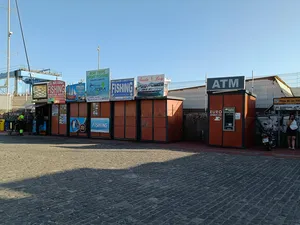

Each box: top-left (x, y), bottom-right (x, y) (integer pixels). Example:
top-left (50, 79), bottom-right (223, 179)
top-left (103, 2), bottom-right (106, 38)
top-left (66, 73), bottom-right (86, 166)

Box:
top-left (0, 134), bottom-right (203, 153)
top-left (1, 152), bottom-right (300, 224)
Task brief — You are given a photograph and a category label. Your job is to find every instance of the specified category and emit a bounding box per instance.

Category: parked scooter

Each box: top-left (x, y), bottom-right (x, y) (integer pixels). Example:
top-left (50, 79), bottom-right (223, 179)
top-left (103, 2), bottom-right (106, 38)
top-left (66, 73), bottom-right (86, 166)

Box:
top-left (261, 126), bottom-right (277, 151)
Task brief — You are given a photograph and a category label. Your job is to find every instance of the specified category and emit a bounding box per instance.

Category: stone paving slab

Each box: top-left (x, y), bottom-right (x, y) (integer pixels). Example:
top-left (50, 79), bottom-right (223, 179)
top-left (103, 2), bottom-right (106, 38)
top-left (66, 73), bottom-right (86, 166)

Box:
top-left (0, 135), bottom-right (300, 224)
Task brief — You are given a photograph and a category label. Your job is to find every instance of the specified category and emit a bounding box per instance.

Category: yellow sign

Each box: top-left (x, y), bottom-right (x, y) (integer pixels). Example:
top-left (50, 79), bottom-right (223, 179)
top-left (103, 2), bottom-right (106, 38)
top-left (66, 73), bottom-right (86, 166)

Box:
top-left (273, 97), bottom-right (300, 105)
top-left (33, 84), bottom-right (47, 99)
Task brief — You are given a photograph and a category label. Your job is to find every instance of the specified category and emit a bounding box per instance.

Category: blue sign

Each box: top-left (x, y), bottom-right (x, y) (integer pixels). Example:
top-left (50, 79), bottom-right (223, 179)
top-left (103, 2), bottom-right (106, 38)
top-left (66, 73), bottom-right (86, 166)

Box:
top-left (23, 77), bottom-right (51, 85)
top-left (66, 83), bottom-right (86, 102)
top-left (32, 120), bottom-right (47, 134)
top-left (111, 78), bottom-right (135, 101)
top-left (91, 118), bottom-right (110, 133)
top-left (70, 117), bottom-right (87, 133)
top-left (86, 69), bottom-right (110, 102)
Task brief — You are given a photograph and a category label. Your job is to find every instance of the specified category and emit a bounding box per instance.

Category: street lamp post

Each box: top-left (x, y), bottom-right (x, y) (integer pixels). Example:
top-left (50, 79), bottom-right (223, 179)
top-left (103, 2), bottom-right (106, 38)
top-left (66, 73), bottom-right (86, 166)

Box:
top-left (7, 0), bottom-right (12, 112)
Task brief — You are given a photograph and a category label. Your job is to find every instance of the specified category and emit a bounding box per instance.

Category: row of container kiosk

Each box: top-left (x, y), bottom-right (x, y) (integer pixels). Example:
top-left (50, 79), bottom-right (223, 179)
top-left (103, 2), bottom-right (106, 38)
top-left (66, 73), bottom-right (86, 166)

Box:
top-left (39, 97), bottom-right (184, 143)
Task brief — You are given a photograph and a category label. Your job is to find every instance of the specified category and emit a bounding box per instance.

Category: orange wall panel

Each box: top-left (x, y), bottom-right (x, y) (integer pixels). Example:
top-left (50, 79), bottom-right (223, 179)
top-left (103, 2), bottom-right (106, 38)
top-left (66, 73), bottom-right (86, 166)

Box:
top-left (209, 95), bottom-right (223, 146)
top-left (154, 128), bottom-right (166, 142)
top-left (222, 94), bottom-right (243, 148)
top-left (167, 100), bottom-right (181, 117)
top-left (125, 127), bottom-right (136, 139)
top-left (114, 126), bottom-right (124, 139)
top-left (141, 100), bottom-right (153, 117)
top-left (141, 127), bottom-right (152, 141)
top-left (78, 132), bottom-right (87, 137)
top-left (154, 100), bottom-right (166, 117)
top-left (154, 117), bottom-right (166, 128)
top-left (126, 117), bottom-right (136, 127)
top-left (114, 102), bottom-right (125, 117)
top-left (245, 95), bottom-right (256, 147)
top-left (51, 116), bottom-right (59, 135)
top-left (114, 116), bottom-right (125, 126)
top-left (126, 101), bottom-right (136, 117)
top-left (141, 117), bottom-right (152, 128)
top-left (101, 102), bottom-right (111, 117)
top-left (58, 124), bottom-right (66, 135)
top-left (100, 133), bottom-right (110, 138)
top-left (79, 103), bottom-right (87, 117)
top-left (70, 103), bottom-right (78, 117)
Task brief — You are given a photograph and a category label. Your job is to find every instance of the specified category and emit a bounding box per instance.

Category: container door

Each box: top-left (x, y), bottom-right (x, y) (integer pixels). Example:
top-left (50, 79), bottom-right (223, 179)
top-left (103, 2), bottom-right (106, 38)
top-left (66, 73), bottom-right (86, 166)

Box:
top-left (141, 100), bottom-right (153, 141)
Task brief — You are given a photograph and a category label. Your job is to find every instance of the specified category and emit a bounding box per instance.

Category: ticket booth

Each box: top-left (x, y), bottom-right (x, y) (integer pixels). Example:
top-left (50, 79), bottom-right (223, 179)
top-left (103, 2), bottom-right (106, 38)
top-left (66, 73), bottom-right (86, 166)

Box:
top-left (208, 90), bottom-right (256, 148)
top-left (206, 76), bottom-right (256, 148)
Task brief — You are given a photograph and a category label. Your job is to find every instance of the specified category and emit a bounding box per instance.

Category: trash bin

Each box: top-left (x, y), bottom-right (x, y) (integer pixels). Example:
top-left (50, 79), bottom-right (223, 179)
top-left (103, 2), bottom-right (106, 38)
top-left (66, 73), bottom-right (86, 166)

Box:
top-left (0, 119), bottom-right (5, 131)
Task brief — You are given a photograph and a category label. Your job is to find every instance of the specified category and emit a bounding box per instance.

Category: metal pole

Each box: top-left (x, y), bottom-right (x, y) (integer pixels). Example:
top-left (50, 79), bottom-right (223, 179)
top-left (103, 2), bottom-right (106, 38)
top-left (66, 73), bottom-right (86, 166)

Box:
top-left (7, 0), bottom-right (11, 112)
top-left (204, 74), bottom-right (208, 113)
top-left (251, 70), bottom-right (254, 94)
top-left (97, 46), bottom-right (100, 70)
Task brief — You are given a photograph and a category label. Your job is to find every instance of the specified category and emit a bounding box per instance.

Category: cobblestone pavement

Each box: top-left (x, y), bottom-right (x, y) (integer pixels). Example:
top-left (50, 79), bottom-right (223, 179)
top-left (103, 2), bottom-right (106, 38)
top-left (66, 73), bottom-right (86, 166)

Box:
top-left (1, 136), bottom-right (300, 225)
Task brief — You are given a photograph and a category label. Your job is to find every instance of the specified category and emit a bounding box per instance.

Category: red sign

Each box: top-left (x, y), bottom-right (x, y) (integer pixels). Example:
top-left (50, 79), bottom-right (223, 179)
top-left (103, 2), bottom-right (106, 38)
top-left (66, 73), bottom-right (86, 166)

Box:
top-left (210, 109), bottom-right (222, 117)
top-left (47, 80), bottom-right (66, 104)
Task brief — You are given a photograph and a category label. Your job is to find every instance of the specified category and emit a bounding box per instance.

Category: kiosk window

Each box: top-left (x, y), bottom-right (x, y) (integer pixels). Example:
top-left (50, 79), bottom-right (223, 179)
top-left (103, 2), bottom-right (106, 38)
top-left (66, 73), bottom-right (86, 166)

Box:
top-left (223, 107), bottom-right (235, 131)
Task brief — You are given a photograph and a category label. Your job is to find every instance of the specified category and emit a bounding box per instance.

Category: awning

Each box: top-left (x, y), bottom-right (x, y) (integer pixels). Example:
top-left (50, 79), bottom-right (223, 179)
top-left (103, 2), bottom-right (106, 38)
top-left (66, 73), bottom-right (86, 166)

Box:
top-left (24, 103), bottom-right (47, 110)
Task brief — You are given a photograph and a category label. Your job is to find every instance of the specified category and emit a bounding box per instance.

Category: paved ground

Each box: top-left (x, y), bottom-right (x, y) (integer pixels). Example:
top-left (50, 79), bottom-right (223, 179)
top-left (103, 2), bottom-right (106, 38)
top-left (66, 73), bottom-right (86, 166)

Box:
top-left (1, 135), bottom-right (300, 225)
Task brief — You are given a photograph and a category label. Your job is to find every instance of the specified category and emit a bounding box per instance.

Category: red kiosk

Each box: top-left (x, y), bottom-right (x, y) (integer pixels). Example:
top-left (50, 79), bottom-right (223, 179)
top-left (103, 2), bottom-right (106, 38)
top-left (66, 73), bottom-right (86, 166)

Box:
top-left (207, 76), bottom-right (256, 148)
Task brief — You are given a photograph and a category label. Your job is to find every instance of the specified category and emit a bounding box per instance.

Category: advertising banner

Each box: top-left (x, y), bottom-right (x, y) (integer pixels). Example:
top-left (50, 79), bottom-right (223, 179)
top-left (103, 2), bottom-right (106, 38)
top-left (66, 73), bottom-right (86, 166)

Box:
top-left (91, 118), bottom-right (110, 133)
top-left (70, 117), bottom-right (87, 133)
top-left (59, 104), bottom-right (67, 124)
top-left (47, 80), bottom-right (66, 104)
top-left (52, 105), bottom-right (59, 116)
top-left (86, 68), bottom-right (110, 102)
top-left (273, 97), bottom-right (300, 105)
top-left (111, 78), bottom-right (134, 101)
top-left (59, 115), bottom-right (67, 124)
top-left (66, 83), bottom-right (86, 102)
top-left (32, 83), bottom-right (47, 99)
top-left (137, 74), bottom-right (165, 97)
top-left (32, 120), bottom-right (47, 134)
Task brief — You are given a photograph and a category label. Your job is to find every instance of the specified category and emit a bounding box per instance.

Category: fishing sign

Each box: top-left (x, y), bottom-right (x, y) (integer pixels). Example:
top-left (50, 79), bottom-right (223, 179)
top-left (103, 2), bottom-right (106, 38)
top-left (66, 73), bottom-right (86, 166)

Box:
top-left (86, 68), bottom-right (110, 102)
top-left (110, 78), bottom-right (135, 101)
top-left (47, 80), bottom-right (66, 104)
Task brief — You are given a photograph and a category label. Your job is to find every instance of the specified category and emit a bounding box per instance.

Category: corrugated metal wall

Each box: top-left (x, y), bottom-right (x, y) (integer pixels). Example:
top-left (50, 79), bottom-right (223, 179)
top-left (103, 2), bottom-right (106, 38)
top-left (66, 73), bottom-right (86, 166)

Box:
top-left (169, 78), bottom-right (291, 110)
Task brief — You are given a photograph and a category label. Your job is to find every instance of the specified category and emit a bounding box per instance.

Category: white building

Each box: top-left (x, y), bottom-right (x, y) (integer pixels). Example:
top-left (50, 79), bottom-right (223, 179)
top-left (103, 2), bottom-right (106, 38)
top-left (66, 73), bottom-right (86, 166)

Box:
top-left (168, 76), bottom-right (294, 110)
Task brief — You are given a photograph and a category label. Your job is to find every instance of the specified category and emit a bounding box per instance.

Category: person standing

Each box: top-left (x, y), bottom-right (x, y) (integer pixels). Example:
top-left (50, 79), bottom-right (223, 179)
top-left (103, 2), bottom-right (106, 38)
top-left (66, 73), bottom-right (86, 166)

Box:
top-left (26, 112), bottom-right (34, 135)
top-left (17, 112), bottom-right (25, 136)
top-left (35, 111), bottom-right (43, 135)
top-left (287, 114), bottom-right (298, 150)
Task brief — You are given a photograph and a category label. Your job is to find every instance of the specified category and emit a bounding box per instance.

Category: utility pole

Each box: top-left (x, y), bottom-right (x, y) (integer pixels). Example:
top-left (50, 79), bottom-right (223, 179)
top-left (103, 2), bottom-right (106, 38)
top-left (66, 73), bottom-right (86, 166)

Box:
top-left (251, 70), bottom-right (254, 94)
top-left (97, 46), bottom-right (100, 70)
top-left (7, 0), bottom-right (12, 112)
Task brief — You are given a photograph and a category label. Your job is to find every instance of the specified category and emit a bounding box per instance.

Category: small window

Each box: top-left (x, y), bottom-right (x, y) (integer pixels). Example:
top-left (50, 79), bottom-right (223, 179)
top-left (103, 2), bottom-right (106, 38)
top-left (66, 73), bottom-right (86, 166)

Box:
top-left (223, 107), bottom-right (235, 131)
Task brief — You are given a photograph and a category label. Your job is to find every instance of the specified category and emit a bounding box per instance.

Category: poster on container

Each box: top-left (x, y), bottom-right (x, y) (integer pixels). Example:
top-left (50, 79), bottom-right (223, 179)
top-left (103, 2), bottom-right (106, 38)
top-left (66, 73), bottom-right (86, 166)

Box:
top-left (86, 68), bottom-right (110, 102)
top-left (137, 74), bottom-right (165, 97)
top-left (66, 83), bottom-right (86, 102)
top-left (110, 78), bottom-right (134, 101)
top-left (47, 80), bottom-right (66, 104)
top-left (91, 118), bottom-right (110, 133)
top-left (52, 104), bottom-right (59, 116)
top-left (59, 115), bottom-right (67, 124)
top-left (70, 117), bottom-right (87, 133)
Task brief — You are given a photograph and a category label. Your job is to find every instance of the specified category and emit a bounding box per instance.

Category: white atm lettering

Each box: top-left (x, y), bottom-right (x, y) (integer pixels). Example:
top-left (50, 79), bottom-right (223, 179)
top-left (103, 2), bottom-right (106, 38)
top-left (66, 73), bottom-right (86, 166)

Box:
top-left (212, 78), bottom-right (239, 89)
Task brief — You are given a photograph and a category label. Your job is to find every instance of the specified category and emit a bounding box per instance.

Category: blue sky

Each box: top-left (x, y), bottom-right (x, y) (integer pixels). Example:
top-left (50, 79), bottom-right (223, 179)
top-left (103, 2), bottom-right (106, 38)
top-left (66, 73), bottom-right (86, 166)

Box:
top-left (0, 0), bottom-right (300, 84)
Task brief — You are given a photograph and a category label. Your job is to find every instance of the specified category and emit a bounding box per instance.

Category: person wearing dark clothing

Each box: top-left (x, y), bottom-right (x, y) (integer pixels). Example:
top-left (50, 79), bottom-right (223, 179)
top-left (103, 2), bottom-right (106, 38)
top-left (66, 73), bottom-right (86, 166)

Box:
top-left (26, 113), bottom-right (34, 135)
top-left (35, 111), bottom-right (43, 135)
